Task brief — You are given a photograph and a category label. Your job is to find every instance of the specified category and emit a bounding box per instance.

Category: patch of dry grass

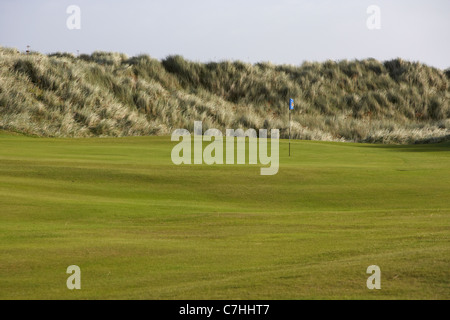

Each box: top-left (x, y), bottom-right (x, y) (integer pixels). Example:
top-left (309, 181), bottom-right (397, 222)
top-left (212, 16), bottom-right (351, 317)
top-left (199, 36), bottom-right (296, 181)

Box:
top-left (0, 47), bottom-right (448, 143)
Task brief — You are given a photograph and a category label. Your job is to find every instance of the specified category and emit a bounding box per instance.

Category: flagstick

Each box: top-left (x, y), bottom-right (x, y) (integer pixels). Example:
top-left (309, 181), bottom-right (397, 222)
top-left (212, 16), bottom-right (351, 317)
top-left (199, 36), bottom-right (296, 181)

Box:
top-left (289, 106), bottom-right (291, 157)
top-left (289, 98), bottom-right (294, 157)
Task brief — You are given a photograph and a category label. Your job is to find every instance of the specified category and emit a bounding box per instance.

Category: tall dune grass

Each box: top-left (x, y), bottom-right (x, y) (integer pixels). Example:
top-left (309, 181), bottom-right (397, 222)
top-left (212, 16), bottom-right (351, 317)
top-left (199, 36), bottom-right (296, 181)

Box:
top-left (0, 47), bottom-right (448, 143)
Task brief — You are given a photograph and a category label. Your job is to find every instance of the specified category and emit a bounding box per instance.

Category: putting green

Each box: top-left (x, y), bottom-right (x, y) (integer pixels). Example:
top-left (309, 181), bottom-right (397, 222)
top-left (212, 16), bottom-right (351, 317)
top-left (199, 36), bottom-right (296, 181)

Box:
top-left (0, 132), bottom-right (449, 299)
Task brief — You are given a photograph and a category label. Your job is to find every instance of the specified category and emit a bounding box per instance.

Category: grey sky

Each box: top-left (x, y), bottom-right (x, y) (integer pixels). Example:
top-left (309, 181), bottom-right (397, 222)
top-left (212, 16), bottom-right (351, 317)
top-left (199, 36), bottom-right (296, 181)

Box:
top-left (0, 0), bottom-right (448, 69)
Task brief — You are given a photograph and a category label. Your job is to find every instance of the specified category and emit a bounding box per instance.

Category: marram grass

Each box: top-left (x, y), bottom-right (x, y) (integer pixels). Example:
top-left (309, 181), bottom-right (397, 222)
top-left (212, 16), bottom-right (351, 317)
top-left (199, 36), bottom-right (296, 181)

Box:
top-left (0, 47), bottom-right (449, 143)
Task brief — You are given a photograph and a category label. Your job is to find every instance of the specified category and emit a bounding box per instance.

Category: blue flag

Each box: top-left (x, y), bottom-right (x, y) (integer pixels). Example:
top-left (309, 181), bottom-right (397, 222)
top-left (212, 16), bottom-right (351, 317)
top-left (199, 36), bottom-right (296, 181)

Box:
top-left (289, 98), bottom-right (294, 110)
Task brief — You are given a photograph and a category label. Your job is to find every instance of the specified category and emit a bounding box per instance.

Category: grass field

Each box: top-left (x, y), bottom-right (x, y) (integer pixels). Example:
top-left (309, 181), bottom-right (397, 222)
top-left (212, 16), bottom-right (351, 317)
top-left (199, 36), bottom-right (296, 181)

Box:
top-left (0, 130), bottom-right (449, 299)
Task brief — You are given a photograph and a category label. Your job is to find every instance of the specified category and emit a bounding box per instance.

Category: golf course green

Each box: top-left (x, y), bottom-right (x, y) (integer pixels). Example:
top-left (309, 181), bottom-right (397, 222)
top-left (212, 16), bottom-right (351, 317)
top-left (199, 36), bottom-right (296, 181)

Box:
top-left (0, 130), bottom-right (449, 299)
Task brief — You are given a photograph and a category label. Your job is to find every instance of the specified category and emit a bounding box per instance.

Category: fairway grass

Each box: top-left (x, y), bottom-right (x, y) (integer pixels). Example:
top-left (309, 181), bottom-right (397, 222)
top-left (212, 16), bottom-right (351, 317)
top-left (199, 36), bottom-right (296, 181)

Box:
top-left (0, 131), bottom-right (449, 299)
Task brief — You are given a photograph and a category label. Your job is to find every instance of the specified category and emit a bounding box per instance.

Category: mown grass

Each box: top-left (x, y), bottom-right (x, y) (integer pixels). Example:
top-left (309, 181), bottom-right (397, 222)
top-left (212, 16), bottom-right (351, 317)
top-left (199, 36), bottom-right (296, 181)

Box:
top-left (0, 132), bottom-right (448, 299)
top-left (1, 47), bottom-right (449, 143)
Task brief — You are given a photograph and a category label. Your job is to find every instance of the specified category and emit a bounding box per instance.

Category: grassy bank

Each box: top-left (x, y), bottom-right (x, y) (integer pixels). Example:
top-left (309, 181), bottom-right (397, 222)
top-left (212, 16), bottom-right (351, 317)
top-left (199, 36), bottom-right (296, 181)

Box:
top-left (0, 47), bottom-right (449, 143)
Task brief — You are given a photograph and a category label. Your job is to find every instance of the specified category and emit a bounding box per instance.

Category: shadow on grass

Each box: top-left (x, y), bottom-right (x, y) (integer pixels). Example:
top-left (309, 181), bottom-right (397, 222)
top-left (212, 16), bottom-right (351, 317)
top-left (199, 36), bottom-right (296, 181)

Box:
top-left (360, 139), bottom-right (450, 153)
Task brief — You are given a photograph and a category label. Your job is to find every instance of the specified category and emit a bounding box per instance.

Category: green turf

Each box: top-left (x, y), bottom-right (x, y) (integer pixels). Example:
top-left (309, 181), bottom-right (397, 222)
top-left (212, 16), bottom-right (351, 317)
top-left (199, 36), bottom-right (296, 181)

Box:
top-left (0, 131), bottom-right (449, 299)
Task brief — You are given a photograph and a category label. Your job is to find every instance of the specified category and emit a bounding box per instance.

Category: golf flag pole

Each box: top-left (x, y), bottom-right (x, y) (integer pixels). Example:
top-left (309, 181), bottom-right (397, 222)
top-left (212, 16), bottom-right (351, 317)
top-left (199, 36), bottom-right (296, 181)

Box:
top-left (289, 98), bottom-right (294, 157)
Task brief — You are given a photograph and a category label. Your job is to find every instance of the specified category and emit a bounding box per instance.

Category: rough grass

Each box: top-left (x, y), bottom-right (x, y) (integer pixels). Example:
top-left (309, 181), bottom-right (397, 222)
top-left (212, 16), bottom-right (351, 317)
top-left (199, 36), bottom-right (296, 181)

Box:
top-left (0, 132), bottom-right (449, 299)
top-left (0, 47), bottom-right (449, 143)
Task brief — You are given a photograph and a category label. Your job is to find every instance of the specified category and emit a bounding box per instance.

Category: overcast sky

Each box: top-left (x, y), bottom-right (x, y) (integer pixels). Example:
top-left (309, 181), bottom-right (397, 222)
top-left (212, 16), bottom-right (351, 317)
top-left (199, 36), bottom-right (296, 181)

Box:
top-left (0, 0), bottom-right (448, 69)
